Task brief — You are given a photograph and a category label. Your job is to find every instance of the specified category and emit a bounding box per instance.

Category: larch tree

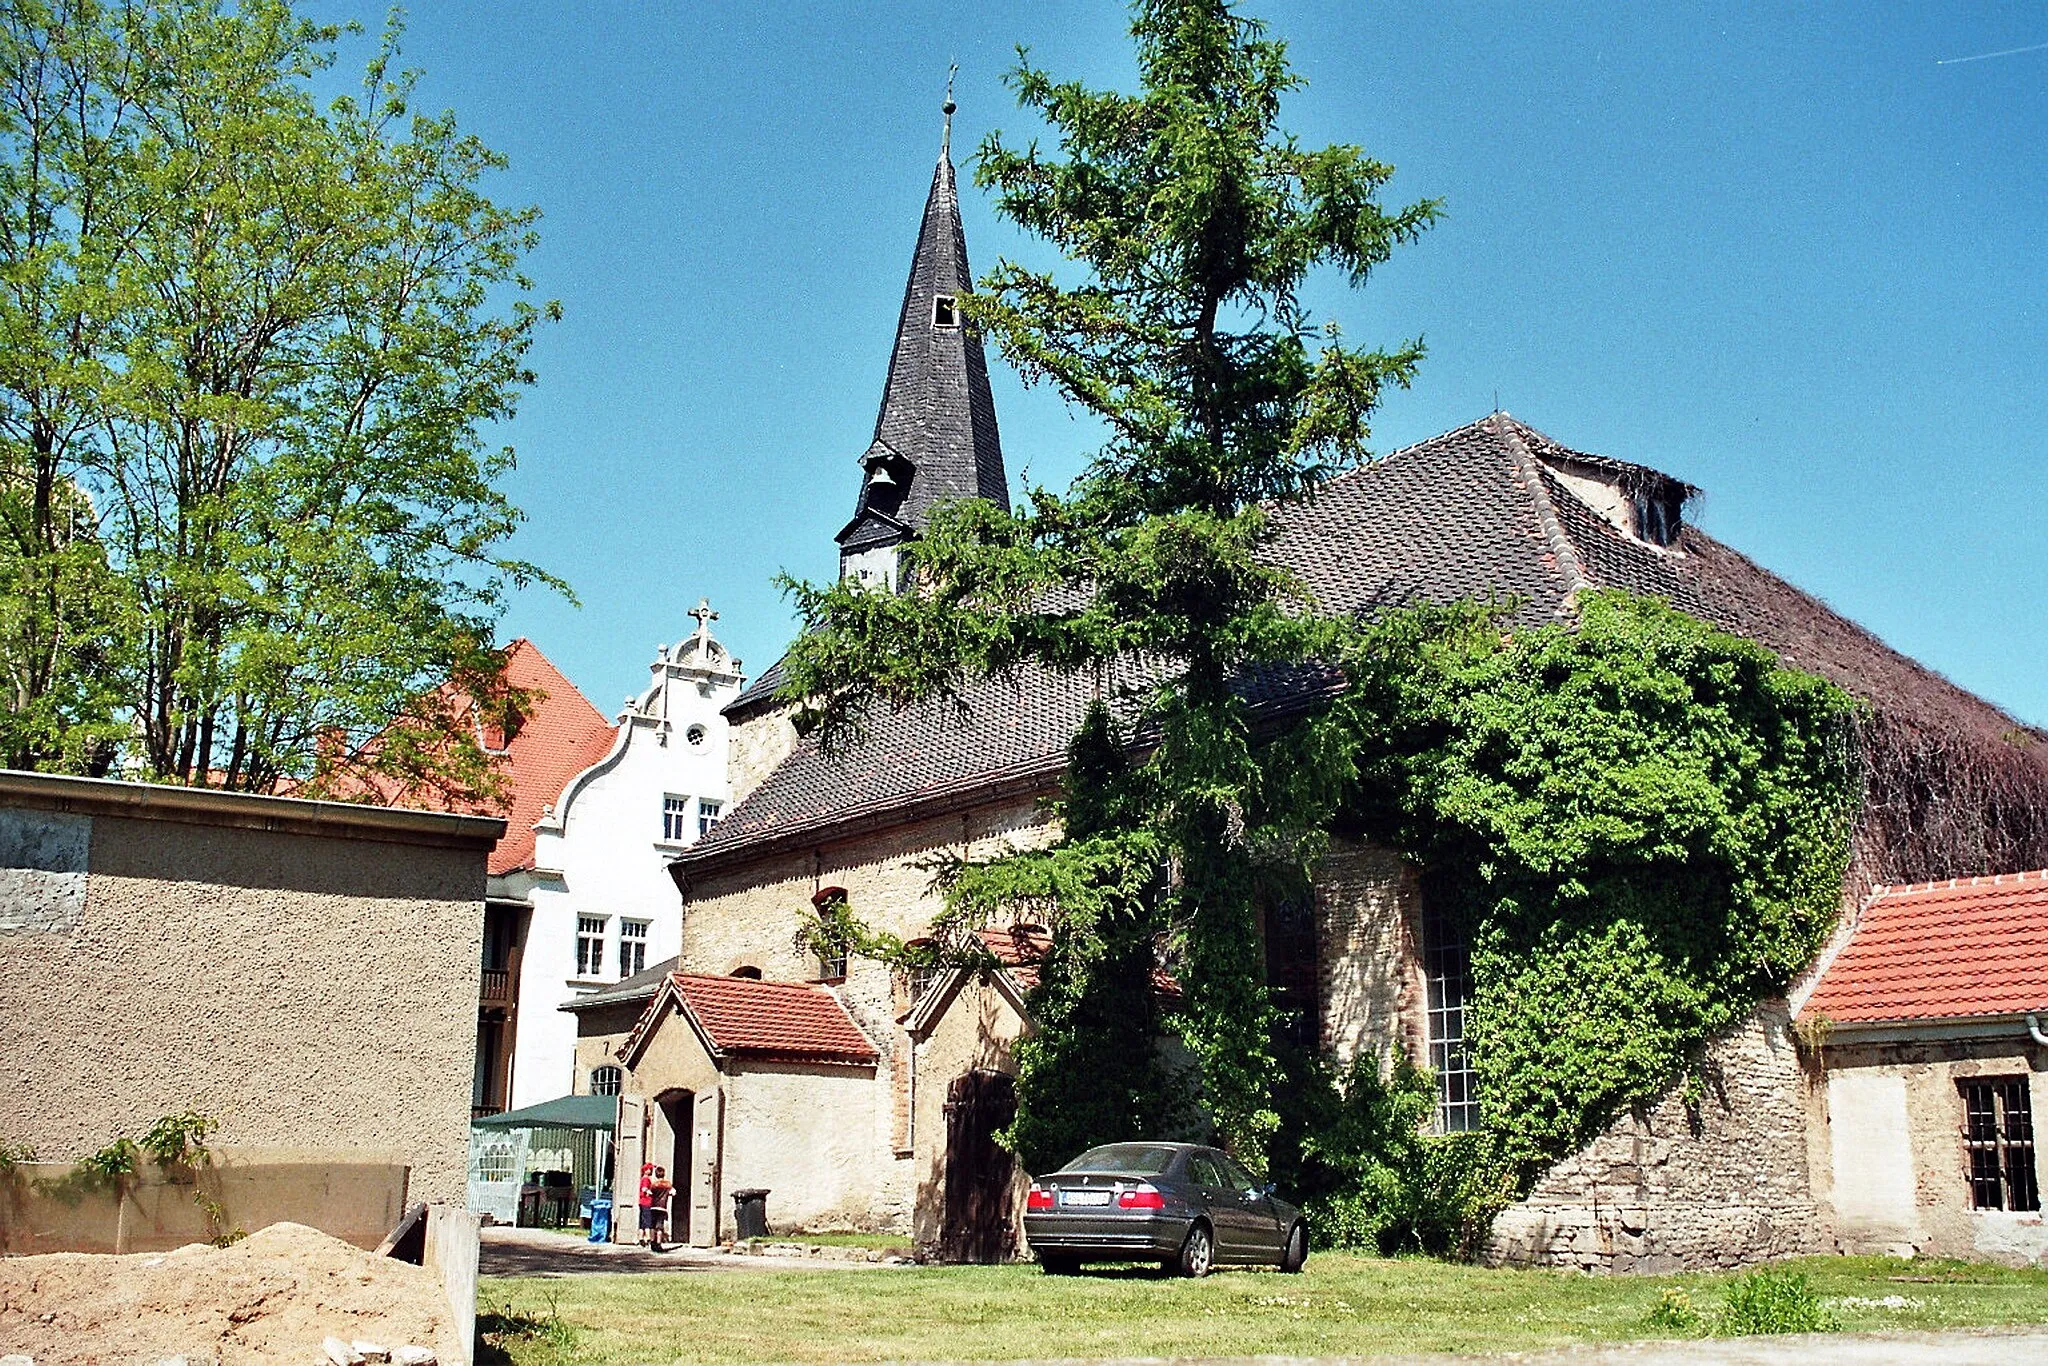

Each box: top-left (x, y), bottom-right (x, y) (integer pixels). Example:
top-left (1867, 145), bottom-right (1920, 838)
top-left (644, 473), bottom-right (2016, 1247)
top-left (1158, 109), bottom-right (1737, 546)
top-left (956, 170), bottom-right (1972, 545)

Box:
top-left (780, 0), bottom-right (1436, 1163)
top-left (0, 0), bottom-right (559, 794)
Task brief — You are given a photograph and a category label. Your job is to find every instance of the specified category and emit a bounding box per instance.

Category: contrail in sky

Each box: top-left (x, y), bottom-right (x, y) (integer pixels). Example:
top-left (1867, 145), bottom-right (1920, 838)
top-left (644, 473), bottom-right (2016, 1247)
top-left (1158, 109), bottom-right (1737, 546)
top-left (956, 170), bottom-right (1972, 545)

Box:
top-left (1935, 40), bottom-right (2048, 65)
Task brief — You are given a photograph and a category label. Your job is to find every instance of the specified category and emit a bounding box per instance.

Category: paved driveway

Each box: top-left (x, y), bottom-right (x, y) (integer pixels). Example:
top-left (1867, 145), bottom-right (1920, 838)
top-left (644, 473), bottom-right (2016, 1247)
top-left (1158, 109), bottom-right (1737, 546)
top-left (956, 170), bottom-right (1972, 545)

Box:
top-left (480, 1225), bottom-right (902, 1276)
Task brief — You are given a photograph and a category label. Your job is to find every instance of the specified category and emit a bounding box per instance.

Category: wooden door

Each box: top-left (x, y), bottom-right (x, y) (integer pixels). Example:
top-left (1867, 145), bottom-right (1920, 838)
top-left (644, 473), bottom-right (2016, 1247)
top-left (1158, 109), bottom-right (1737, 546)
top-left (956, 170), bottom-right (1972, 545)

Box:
top-left (941, 1070), bottom-right (1017, 1263)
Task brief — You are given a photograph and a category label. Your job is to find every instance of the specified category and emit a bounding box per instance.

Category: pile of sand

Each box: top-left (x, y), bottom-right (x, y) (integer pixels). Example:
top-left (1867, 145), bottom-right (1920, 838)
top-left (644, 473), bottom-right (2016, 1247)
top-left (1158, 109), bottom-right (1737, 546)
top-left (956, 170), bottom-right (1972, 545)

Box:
top-left (0, 1222), bottom-right (460, 1365)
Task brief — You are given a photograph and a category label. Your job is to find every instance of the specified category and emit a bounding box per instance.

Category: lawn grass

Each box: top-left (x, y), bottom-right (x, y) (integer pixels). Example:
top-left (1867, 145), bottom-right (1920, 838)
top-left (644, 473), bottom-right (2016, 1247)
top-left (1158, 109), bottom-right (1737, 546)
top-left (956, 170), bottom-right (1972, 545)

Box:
top-left (478, 1252), bottom-right (2048, 1364)
top-left (754, 1230), bottom-right (912, 1252)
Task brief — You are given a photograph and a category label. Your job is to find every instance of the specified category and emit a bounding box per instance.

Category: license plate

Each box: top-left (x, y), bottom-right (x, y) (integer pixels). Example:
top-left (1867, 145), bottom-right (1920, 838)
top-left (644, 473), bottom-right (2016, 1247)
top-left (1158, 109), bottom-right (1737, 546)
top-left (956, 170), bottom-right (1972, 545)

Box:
top-left (1061, 1189), bottom-right (1111, 1207)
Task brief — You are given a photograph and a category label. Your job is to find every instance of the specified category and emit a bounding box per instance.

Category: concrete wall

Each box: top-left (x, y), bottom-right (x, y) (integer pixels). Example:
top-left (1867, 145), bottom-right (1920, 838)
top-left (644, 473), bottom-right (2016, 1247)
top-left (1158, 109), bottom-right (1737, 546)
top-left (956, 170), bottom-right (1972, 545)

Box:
top-left (1818, 1034), bottom-right (2048, 1266)
top-left (1315, 839), bottom-right (1426, 1071)
top-left (0, 775), bottom-right (499, 1207)
top-left (1487, 1001), bottom-right (1825, 1272)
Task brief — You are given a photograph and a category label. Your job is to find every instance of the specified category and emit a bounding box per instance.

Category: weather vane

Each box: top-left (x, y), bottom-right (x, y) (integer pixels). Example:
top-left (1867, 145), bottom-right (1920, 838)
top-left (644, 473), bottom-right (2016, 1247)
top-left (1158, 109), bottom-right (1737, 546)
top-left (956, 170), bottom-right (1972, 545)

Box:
top-left (942, 62), bottom-right (958, 158)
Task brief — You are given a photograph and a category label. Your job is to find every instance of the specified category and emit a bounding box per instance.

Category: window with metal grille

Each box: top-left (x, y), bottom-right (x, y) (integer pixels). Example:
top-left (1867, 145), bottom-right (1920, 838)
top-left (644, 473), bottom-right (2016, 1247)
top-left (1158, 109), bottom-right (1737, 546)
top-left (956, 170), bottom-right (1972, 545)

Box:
top-left (590, 1065), bottom-right (622, 1097)
top-left (1264, 894), bottom-right (1319, 1050)
top-left (1962, 1078), bottom-right (2040, 1212)
top-left (619, 919), bottom-right (649, 977)
top-left (575, 915), bottom-right (607, 978)
top-left (698, 798), bottom-right (723, 837)
top-left (1422, 905), bottom-right (1479, 1133)
top-left (661, 794), bottom-right (689, 842)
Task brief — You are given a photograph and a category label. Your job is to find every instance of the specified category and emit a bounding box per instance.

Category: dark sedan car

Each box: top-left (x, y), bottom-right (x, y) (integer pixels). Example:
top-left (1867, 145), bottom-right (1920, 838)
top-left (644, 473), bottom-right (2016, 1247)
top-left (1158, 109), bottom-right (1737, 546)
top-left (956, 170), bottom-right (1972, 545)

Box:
top-left (1022, 1141), bottom-right (1307, 1276)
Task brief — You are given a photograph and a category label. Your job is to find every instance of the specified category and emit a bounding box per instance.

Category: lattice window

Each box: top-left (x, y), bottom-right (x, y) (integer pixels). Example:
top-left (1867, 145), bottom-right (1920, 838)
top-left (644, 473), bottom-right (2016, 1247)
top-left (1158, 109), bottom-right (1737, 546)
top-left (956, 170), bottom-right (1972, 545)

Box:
top-left (1422, 906), bottom-right (1479, 1133)
top-left (661, 794), bottom-right (690, 842)
top-left (1264, 894), bottom-right (1319, 1050)
top-left (619, 919), bottom-right (649, 977)
top-left (1962, 1078), bottom-right (2040, 1212)
top-left (698, 798), bottom-right (724, 837)
top-left (575, 915), bottom-right (608, 978)
top-left (590, 1065), bottom-right (623, 1097)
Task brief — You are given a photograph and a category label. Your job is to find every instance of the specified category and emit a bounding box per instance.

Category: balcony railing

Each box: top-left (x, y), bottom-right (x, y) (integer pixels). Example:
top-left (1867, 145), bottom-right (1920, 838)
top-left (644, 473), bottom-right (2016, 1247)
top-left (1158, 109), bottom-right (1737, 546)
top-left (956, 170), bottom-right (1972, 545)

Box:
top-left (480, 967), bottom-right (513, 1004)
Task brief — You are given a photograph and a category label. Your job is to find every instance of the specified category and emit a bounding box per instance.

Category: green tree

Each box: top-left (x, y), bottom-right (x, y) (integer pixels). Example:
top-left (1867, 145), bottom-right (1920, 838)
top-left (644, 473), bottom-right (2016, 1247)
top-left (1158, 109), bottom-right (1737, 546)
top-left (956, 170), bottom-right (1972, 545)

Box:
top-left (781, 0), bottom-right (1436, 1160)
top-left (0, 0), bottom-right (558, 793)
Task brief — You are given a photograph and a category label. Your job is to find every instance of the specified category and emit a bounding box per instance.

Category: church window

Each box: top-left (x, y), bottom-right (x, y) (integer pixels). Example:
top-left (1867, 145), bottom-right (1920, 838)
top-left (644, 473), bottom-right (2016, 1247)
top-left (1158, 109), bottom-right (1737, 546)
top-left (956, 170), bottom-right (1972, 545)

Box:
top-left (1422, 905), bottom-right (1479, 1133)
top-left (619, 918), bottom-right (649, 977)
top-left (812, 887), bottom-right (851, 982)
top-left (590, 1065), bottom-right (622, 1097)
top-left (932, 294), bottom-right (958, 327)
top-left (698, 798), bottom-right (723, 837)
top-left (661, 794), bottom-right (689, 842)
top-left (685, 724), bottom-right (707, 747)
top-left (575, 915), bottom-right (608, 979)
top-left (1962, 1078), bottom-right (2040, 1212)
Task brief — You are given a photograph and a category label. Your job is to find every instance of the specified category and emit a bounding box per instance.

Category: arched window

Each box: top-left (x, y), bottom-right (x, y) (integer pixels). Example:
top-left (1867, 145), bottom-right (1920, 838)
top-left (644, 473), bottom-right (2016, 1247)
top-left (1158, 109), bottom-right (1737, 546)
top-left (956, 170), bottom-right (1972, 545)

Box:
top-left (729, 964), bottom-right (763, 980)
top-left (590, 1065), bottom-right (622, 1097)
top-left (811, 887), bottom-right (851, 982)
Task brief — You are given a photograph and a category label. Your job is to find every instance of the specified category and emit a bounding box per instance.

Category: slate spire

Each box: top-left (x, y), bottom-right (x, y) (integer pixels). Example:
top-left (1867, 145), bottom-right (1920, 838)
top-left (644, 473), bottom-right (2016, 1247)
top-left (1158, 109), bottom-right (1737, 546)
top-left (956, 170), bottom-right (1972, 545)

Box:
top-left (836, 115), bottom-right (1009, 587)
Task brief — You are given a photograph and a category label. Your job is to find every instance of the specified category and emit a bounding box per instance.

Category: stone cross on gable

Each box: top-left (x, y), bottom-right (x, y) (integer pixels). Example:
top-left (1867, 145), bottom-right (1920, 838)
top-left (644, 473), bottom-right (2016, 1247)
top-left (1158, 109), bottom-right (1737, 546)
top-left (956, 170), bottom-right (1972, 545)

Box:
top-left (688, 598), bottom-right (717, 638)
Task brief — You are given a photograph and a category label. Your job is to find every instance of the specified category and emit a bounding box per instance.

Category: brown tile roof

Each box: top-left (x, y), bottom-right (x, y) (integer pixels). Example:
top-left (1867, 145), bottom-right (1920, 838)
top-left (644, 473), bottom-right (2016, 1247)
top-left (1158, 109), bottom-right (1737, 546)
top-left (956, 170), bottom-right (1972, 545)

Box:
top-left (682, 415), bottom-right (2046, 875)
top-left (325, 639), bottom-right (618, 876)
top-left (622, 973), bottom-right (879, 1066)
top-left (1801, 870), bottom-right (2048, 1025)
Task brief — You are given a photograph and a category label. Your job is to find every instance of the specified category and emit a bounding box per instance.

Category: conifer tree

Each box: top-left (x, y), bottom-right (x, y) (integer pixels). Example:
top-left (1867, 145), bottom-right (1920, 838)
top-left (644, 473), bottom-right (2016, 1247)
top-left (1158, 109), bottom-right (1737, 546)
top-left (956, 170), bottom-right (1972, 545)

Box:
top-left (782, 0), bottom-right (1435, 1160)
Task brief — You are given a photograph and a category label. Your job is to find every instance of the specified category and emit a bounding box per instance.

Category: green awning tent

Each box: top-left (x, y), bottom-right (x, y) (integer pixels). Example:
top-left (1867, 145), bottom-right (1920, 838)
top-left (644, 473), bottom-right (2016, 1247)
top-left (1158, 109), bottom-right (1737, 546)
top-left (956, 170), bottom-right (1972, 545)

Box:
top-left (470, 1094), bottom-right (617, 1130)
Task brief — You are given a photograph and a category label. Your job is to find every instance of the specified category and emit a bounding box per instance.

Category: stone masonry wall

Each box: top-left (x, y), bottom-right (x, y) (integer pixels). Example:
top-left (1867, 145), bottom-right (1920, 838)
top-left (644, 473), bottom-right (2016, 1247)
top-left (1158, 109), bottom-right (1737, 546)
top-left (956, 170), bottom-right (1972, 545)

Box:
top-left (1486, 1000), bottom-right (1823, 1272)
top-left (675, 792), bottom-right (1058, 1230)
top-left (1314, 839), bottom-right (1426, 1072)
top-left (725, 705), bottom-right (799, 809)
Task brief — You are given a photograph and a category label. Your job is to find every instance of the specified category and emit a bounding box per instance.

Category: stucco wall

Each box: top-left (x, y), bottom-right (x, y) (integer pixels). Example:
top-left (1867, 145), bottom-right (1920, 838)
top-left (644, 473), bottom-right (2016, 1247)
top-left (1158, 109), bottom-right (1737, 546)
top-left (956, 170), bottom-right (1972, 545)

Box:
top-left (1315, 839), bottom-right (1426, 1071)
top-left (1487, 1001), bottom-right (1824, 1272)
top-left (909, 973), bottom-right (1031, 1252)
top-left (724, 1059), bottom-right (884, 1232)
top-left (1818, 1035), bottom-right (2048, 1266)
top-left (0, 794), bottom-right (492, 1207)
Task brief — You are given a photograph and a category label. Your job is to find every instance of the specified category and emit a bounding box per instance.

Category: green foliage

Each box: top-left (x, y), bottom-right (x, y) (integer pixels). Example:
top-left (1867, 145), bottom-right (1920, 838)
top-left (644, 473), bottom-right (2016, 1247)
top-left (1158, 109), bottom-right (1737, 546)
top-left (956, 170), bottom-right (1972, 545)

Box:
top-left (1646, 1287), bottom-right (1705, 1334)
top-left (779, 0), bottom-right (1433, 1165)
top-left (139, 1108), bottom-right (216, 1169)
top-left (0, 0), bottom-right (562, 793)
top-left (1343, 592), bottom-right (1860, 1179)
top-left (77, 1136), bottom-right (137, 1183)
top-left (1717, 1268), bottom-right (1840, 1336)
top-left (1274, 1053), bottom-right (1509, 1257)
top-left (0, 1138), bottom-right (35, 1174)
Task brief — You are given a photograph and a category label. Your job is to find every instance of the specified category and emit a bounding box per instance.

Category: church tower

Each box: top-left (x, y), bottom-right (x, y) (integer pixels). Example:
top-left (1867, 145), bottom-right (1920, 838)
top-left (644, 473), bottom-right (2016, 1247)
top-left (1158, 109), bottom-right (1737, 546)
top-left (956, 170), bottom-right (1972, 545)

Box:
top-left (835, 100), bottom-right (1009, 588)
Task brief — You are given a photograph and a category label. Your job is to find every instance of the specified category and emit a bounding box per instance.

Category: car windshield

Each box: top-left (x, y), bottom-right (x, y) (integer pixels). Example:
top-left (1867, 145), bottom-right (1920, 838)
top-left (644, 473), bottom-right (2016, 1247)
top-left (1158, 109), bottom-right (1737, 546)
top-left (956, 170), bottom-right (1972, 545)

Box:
top-left (1062, 1144), bottom-right (1178, 1175)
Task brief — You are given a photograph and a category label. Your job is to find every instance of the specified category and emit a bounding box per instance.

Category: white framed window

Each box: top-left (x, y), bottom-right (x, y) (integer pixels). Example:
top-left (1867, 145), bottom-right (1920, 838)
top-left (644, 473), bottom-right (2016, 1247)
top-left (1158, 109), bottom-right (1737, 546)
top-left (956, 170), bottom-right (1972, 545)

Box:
top-left (590, 1064), bottom-right (623, 1097)
top-left (698, 798), bottom-right (723, 837)
top-left (575, 915), bottom-right (608, 978)
top-left (619, 918), bottom-right (649, 977)
top-left (1422, 906), bottom-right (1479, 1133)
top-left (662, 793), bottom-right (690, 842)
top-left (685, 723), bottom-right (707, 747)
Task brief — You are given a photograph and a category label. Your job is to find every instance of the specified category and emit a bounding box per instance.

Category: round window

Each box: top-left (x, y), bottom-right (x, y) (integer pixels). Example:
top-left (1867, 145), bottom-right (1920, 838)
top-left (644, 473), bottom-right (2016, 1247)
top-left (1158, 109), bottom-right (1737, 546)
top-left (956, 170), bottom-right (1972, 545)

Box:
top-left (685, 724), bottom-right (707, 746)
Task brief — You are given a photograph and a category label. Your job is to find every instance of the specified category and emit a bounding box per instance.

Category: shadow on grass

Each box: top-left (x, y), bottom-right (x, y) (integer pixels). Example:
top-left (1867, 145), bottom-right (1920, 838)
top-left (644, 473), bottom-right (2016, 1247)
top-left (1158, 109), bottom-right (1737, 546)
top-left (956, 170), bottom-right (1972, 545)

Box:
top-left (476, 1301), bottom-right (579, 1366)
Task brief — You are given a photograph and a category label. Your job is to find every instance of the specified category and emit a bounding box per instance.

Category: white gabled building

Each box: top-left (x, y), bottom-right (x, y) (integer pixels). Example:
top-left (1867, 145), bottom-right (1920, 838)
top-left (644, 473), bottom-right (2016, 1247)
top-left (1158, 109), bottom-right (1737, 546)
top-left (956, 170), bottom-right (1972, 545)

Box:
top-left (481, 601), bottom-right (744, 1112)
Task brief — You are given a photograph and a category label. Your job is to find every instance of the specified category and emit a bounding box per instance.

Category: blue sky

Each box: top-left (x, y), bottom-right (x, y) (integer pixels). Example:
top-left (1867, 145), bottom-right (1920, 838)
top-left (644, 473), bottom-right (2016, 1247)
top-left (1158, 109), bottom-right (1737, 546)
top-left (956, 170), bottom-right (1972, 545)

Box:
top-left (319, 2), bottom-right (2046, 726)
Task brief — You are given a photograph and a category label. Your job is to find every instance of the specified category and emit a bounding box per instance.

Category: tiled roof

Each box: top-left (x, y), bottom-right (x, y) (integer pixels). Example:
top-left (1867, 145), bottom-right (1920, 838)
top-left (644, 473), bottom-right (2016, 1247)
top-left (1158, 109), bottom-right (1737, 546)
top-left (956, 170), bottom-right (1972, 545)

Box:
top-left (336, 639), bottom-right (617, 876)
top-left (559, 956), bottom-right (679, 1013)
top-left (622, 973), bottom-right (879, 1066)
top-left (688, 414), bottom-right (2046, 874)
top-left (1801, 870), bottom-right (2048, 1025)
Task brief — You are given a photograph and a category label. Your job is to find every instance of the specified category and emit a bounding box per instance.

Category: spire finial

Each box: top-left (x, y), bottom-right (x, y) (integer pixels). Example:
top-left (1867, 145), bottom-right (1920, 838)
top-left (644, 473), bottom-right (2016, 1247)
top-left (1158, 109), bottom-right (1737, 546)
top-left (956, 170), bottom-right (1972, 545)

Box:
top-left (941, 63), bottom-right (958, 159)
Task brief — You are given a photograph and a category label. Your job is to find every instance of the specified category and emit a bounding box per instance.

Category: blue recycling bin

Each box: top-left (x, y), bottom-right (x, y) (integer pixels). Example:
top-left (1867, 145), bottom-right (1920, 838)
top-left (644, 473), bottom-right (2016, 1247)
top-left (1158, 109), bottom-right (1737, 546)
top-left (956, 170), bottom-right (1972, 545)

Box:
top-left (588, 1196), bottom-right (613, 1244)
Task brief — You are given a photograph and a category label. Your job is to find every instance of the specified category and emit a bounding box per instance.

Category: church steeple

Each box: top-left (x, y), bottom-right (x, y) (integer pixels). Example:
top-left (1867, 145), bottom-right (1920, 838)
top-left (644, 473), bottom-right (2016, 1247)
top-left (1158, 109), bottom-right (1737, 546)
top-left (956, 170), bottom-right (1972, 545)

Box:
top-left (836, 99), bottom-right (1009, 588)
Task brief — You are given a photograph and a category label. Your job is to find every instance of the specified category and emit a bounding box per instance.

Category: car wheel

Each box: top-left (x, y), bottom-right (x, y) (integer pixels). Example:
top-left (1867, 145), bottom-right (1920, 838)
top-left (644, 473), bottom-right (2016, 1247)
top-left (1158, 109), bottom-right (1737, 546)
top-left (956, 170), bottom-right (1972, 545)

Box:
top-left (1040, 1255), bottom-right (1082, 1276)
top-left (1176, 1222), bottom-right (1214, 1278)
top-left (1279, 1222), bottom-right (1307, 1273)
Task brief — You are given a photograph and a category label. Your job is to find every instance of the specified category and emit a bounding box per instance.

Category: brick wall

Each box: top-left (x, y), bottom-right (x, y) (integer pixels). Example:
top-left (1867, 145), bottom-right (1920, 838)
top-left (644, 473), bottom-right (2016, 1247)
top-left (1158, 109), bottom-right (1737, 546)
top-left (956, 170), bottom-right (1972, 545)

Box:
top-left (1314, 839), bottom-right (1426, 1072)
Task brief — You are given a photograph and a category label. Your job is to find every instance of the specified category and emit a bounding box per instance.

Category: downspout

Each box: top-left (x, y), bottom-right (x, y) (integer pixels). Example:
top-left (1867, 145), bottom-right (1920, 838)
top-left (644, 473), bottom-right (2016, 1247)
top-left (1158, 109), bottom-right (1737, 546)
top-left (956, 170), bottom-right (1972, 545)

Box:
top-left (2028, 1014), bottom-right (2048, 1048)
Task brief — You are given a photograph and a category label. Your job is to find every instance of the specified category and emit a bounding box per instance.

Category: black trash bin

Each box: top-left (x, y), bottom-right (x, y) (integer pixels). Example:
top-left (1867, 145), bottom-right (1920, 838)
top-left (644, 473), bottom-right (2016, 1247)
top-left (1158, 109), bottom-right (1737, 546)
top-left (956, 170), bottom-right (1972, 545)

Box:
top-left (731, 1187), bottom-right (771, 1240)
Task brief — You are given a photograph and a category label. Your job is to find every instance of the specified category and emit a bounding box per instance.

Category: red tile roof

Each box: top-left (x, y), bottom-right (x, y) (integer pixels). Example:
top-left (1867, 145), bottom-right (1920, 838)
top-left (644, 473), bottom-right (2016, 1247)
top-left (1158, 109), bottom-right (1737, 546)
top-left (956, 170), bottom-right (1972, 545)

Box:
top-left (347, 639), bottom-right (617, 876)
top-left (624, 973), bottom-right (878, 1066)
top-left (1801, 869), bottom-right (2048, 1025)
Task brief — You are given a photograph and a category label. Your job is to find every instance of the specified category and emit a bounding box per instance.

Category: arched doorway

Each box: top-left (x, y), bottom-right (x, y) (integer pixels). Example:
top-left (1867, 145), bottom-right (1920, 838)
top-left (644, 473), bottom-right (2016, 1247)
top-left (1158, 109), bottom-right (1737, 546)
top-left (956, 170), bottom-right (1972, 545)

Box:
top-left (940, 1069), bottom-right (1017, 1263)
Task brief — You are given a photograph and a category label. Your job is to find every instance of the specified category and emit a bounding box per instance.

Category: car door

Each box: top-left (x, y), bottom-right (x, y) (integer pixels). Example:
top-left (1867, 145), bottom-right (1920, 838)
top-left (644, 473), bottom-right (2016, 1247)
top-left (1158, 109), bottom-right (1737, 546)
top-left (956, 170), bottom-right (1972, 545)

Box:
top-left (1188, 1149), bottom-right (1260, 1261)
top-left (1215, 1153), bottom-right (1285, 1258)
